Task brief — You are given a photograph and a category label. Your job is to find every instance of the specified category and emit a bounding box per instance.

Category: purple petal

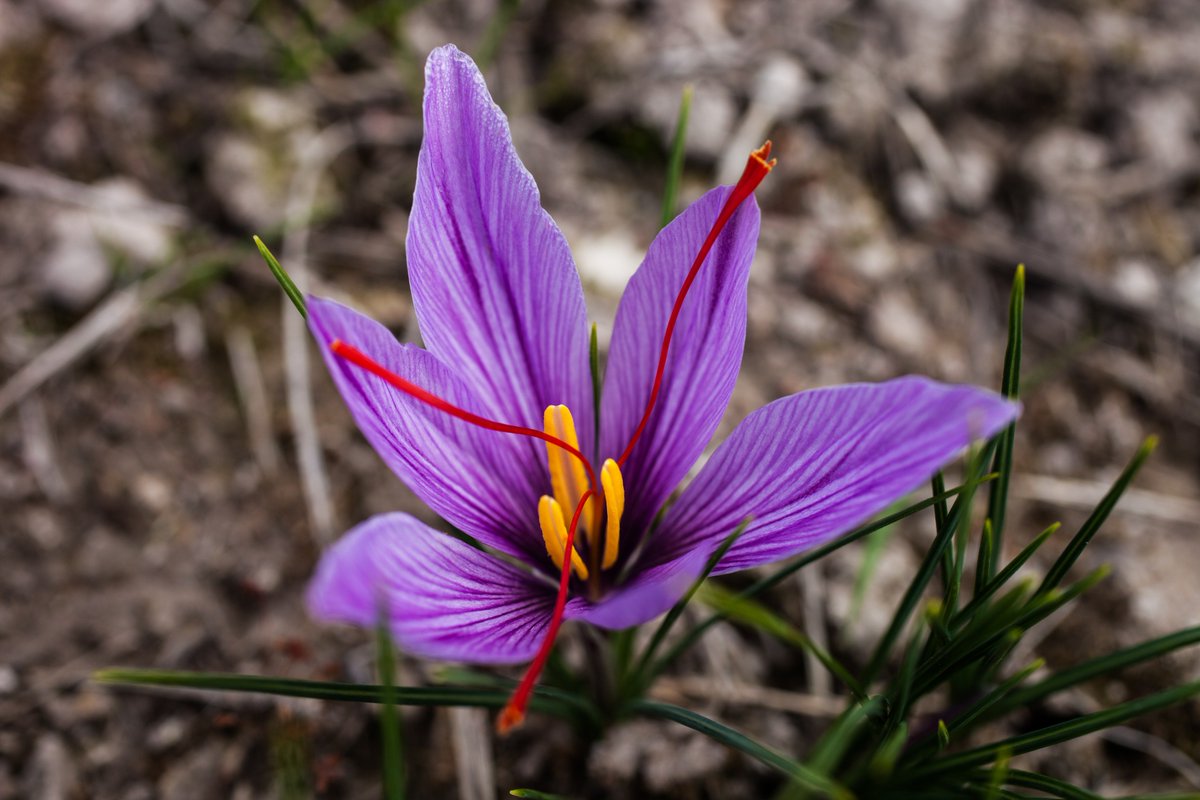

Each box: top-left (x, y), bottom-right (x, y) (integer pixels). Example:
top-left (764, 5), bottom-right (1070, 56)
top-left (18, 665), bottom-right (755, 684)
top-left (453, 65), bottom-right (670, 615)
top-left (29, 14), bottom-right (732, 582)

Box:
top-left (644, 377), bottom-right (1020, 575)
top-left (408, 45), bottom-right (592, 452)
top-left (565, 546), bottom-right (710, 630)
top-left (309, 297), bottom-right (545, 562)
top-left (308, 513), bottom-right (554, 664)
top-left (599, 186), bottom-right (760, 533)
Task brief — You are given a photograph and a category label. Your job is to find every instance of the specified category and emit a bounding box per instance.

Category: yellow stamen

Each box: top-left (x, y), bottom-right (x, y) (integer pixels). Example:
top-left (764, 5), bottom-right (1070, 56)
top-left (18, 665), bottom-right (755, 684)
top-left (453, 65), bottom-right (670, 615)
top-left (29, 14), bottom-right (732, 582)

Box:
top-left (538, 495), bottom-right (589, 580)
top-left (599, 459), bottom-right (624, 569)
top-left (543, 405), bottom-right (597, 544)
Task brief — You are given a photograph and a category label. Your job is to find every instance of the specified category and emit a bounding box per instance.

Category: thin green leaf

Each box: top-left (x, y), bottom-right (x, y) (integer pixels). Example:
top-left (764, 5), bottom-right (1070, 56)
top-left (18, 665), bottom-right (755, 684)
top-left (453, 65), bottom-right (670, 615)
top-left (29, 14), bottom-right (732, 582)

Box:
top-left (695, 582), bottom-right (864, 699)
top-left (947, 658), bottom-right (1043, 737)
top-left (973, 519), bottom-right (995, 600)
top-left (983, 748), bottom-right (1012, 800)
top-left (906, 660), bottom-right (1043, 763)
top-left (903, 679), bottom-right (1200, 780)
top-left (509, 790), bottom-right (574, 800)
top-left (994, 770), bottom-right (1101, 800)
top-left (916, 567), bottom-right (1109, 696)
top-left (986, 625), bottom-right (1200, 722)
top-left (936, 720), bottom-right (950, 751)
top-left (253, 235), bottom-right (307, 319)
top-left (1037, 436), bottom-right (1156, 597)
top-left (93, 668), bottom-right (597, 726)
top-left (848, 510), bottom-right (898, 634)
top-left (888, 617), bottom-right (930, 727)
top-left (659, 85), bottom-right (693, 229)
top-left (867, 721), bottom-right (910, 780)
top-left (985, 264), bottom-right (1025, 579)
top-left (376, 621), bottom-right (405, 800)
top-left (953, 523), bottom-right (1060, 630)
top-left (633, 519), bottom-right (751, 683)
top-left (796, 696), bottom-right (885, 797)
top-left (933, 472), bottom-right (953, 596)
top-left (863, 444), bottom-right (995, 685)
top-left (631, 699), bottom-right (851, 798)
top-left (589, 322), bottom-right (601, 444)
top-left (653, 483), bottom-right (983, 676)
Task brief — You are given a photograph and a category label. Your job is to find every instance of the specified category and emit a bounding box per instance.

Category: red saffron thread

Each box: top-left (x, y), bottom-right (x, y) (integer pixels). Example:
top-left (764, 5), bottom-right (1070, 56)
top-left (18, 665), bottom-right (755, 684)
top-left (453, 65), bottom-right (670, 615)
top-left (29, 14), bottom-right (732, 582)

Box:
top-left (332, 141), bottom-right (776, 734)
top-left (496, 488), bottom-right (592, 734)
top-left (616, 141), bottom-right (776, 467)
top-left (329, 340), bottom-right (598, 491)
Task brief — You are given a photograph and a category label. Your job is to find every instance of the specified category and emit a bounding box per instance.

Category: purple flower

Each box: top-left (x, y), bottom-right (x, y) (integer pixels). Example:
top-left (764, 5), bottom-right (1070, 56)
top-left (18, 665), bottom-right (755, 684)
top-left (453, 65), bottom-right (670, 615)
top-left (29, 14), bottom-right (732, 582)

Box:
top-left (305, 45), bottom-right (1018, 724)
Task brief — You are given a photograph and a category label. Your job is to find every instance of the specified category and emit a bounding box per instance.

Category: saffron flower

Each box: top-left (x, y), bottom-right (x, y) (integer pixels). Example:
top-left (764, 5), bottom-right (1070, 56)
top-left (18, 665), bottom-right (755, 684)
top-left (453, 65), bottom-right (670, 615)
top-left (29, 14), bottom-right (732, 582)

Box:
top-left (305, 45), bottom-right (1018, 729)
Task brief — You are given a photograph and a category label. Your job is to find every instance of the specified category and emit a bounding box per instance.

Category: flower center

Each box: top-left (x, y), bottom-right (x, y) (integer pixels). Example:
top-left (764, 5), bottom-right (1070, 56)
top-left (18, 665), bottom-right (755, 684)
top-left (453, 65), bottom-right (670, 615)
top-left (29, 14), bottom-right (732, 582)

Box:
top-left (539, 404), bottom-right (625, 581)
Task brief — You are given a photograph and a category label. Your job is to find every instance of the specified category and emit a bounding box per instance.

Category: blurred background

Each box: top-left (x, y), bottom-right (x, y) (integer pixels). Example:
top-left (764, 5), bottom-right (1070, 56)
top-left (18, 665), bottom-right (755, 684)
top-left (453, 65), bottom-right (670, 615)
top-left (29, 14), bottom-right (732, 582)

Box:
top-left (1, 0), bottom-right (1199, 797)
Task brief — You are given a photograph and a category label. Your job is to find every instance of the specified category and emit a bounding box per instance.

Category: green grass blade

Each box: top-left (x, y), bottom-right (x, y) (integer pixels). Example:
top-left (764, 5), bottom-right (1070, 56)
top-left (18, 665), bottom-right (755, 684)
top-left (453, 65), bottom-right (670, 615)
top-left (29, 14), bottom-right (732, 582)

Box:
top-left (631, 700), bottom-right (850, 798)
top-left (659, 85), bottom-right (693, 229)
top-left (915, 567), bottom-right (1108, 696)
top-left (653, 484), bottom-right (983, 676)
top-left (589, 322), bottom-right (601, 443)
top-left (1037, 436), bottom-right (1156, 597)
top-left (803, 696), bottom-right (886, 785)
top-left (863, 444), bottom-right (995, 685)
top-left (985, 625), bottom-right (1200, 721)
top-left (995, 770), bottom-right (1102, 800)
top-left (633, 520), bottom-right (750, 683)
top-left (903, 680), bottom-right (1200, 780)
top-left (985, 264), bottom-right (1025, 579)
top-left (93, 668), bottom-right (595, 724)
top-left (848, 510), bottom-right (898, 635)
top-left (377, 621), bottom-right (405, 800)
top-left (947, 658), bottom-right (1043, 737)
top-left (906, 660), bottom-right (1043, 762)
top-left (867, 721), bottom-right (910, 781)
top-left (953, 522), bottom-right (1060, 629)
top-left (254, 235), bottom-right (307, 319)
top-left (888, 617), bottom-right (930, 727)
top-left (695, 582), bottom-right (865, 698)
top-left (510, 790), bottom-right (574, 799)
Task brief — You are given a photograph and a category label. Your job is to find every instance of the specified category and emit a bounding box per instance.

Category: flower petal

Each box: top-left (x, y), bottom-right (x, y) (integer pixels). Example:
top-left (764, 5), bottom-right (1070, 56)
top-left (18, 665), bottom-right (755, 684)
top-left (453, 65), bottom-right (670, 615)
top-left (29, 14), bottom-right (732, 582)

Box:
top-left (309, 297), bottom-right (545, 562)
top-left (564, 546), bottom-right (710, 630)
top-left (599, 186), bottom-right (760, 532)
top-left (308, 513), bottom-right (554, 664)
top-left (408, 45), bottom-right (592, 451)
top-left (644, 377), bottom-right (1020, 574)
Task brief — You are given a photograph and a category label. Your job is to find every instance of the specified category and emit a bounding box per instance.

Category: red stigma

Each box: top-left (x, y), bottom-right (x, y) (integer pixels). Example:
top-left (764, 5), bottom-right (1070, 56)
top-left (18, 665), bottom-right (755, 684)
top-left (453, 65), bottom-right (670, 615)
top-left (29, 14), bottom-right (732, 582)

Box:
top-left (616, 141), bottom-right (775, 467)
top-left (497, 489), bottom-right (593, 734)
top-left (329, 340), bottom-right (598, 490)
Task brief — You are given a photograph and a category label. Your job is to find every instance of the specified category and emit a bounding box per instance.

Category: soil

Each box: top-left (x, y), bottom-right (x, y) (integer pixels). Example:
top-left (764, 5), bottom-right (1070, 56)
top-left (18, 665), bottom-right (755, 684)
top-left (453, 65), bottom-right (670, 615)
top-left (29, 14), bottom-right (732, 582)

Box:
top-left (1, 0), bottom-right (1199, 797)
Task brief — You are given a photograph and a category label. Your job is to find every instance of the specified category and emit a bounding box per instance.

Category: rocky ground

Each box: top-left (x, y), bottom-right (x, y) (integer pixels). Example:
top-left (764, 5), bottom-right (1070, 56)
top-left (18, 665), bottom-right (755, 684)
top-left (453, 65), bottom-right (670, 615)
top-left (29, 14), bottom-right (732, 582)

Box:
top-left (1, 0), bottom-right (1199, 797)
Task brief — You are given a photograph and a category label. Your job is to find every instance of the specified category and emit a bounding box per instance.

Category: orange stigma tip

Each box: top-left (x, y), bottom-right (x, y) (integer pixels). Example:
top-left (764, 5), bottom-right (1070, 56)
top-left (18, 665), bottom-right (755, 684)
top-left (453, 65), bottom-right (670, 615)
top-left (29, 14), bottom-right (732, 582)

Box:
top-left (496, 704), bottom-right (525, 735)
top-left (751, 140), bottom-right (776, 168)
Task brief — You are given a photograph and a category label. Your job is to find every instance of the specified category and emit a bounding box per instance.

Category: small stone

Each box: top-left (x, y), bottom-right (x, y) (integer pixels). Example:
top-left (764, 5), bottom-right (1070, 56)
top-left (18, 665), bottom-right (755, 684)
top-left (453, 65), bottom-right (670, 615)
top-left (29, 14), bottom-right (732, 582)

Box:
top-left (41, 220), bottom-right (111, 310)
top-left (868, 291), bottom-right (935, 359)
top-left (1022, 127), bottom-right (1109, 188)
top-left (39, 0), bottom-right (155, 37)
top-left (148, 717), bottom-right (189, 752)
top-left (1111, 259), bottom-right (1162, 307)
top-left (87, 178), bottom-right (176, 265)
top-left (21, 734), bottom-right (77, 800)
top-left (132, 473), bottom-right (172, 512)
top-left (894, 170), bottom-right (944, 225)
top-left (571, 230), bottom-right (645, 296)
top-left (159, 743), bottom-right (225, 800)
top-left (1130, 91), bottom-right (1196, 170)
top-left (0, 665), bottom-right (17, 694)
